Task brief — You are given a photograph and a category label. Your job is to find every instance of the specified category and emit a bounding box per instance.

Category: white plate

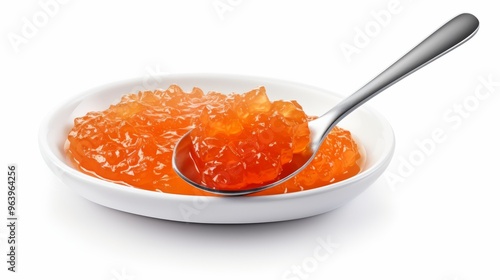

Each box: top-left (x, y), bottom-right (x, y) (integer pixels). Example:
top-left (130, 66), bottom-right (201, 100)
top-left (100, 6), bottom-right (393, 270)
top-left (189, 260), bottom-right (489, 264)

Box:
top-left (39, 73), bottom-right (395, 224)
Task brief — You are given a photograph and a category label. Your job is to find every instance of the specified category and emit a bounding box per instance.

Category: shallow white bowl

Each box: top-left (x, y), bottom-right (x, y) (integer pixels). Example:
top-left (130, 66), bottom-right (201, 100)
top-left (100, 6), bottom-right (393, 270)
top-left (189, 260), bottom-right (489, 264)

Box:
top-left (39, 73), bottom-right (395, 224)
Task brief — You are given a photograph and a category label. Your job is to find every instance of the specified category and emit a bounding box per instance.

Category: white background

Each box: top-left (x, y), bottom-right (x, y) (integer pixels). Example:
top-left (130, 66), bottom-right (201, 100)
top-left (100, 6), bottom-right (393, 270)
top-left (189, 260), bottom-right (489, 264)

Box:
top-left (1, 0), bottom-right (499, 279)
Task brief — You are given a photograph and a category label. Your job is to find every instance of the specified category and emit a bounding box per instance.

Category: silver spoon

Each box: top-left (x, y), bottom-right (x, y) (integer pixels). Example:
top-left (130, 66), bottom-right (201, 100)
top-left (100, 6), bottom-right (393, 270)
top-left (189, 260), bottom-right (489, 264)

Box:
top-left (173, 13), bottom-right (479, 196)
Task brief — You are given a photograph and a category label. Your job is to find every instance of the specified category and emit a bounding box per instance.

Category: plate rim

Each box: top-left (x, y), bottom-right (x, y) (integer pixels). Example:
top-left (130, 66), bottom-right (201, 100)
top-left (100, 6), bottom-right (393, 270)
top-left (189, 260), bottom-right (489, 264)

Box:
top-left (39, 72), bottom-right (395, 203)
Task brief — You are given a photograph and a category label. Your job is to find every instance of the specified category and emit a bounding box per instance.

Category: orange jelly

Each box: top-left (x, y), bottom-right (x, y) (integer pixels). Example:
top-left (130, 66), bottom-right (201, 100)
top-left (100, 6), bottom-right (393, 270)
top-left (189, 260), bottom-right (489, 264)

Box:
top-left (66, 85), bottom-right (362, 196)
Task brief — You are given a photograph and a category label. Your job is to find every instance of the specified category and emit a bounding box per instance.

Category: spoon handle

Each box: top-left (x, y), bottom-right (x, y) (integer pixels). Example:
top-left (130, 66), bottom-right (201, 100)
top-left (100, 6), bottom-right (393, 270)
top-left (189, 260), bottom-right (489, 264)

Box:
top-left (314, 13), bottom-right (479, 143)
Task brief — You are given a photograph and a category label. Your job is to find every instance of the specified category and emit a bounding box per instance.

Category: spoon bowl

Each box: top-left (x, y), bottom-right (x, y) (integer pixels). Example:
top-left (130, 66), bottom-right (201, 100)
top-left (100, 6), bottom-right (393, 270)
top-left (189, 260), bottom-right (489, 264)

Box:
top-left (173, 131), bottom-right (314, 195)
top-left (173, 13), bottom-right (479, 196)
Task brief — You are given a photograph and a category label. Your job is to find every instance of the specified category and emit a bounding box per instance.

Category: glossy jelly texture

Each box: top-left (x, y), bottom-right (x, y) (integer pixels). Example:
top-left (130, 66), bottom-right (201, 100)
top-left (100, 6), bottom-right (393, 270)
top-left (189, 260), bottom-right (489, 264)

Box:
top-left (66, 85), bottom-right (361, 196)
top-left (190, 86), bottom-right (310, 190)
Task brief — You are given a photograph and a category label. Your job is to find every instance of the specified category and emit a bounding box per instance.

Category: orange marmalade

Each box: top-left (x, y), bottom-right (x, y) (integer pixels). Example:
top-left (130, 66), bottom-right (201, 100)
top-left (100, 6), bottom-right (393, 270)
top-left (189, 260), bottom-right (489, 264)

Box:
top-left (66, 85), bottom-right (361, 196)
